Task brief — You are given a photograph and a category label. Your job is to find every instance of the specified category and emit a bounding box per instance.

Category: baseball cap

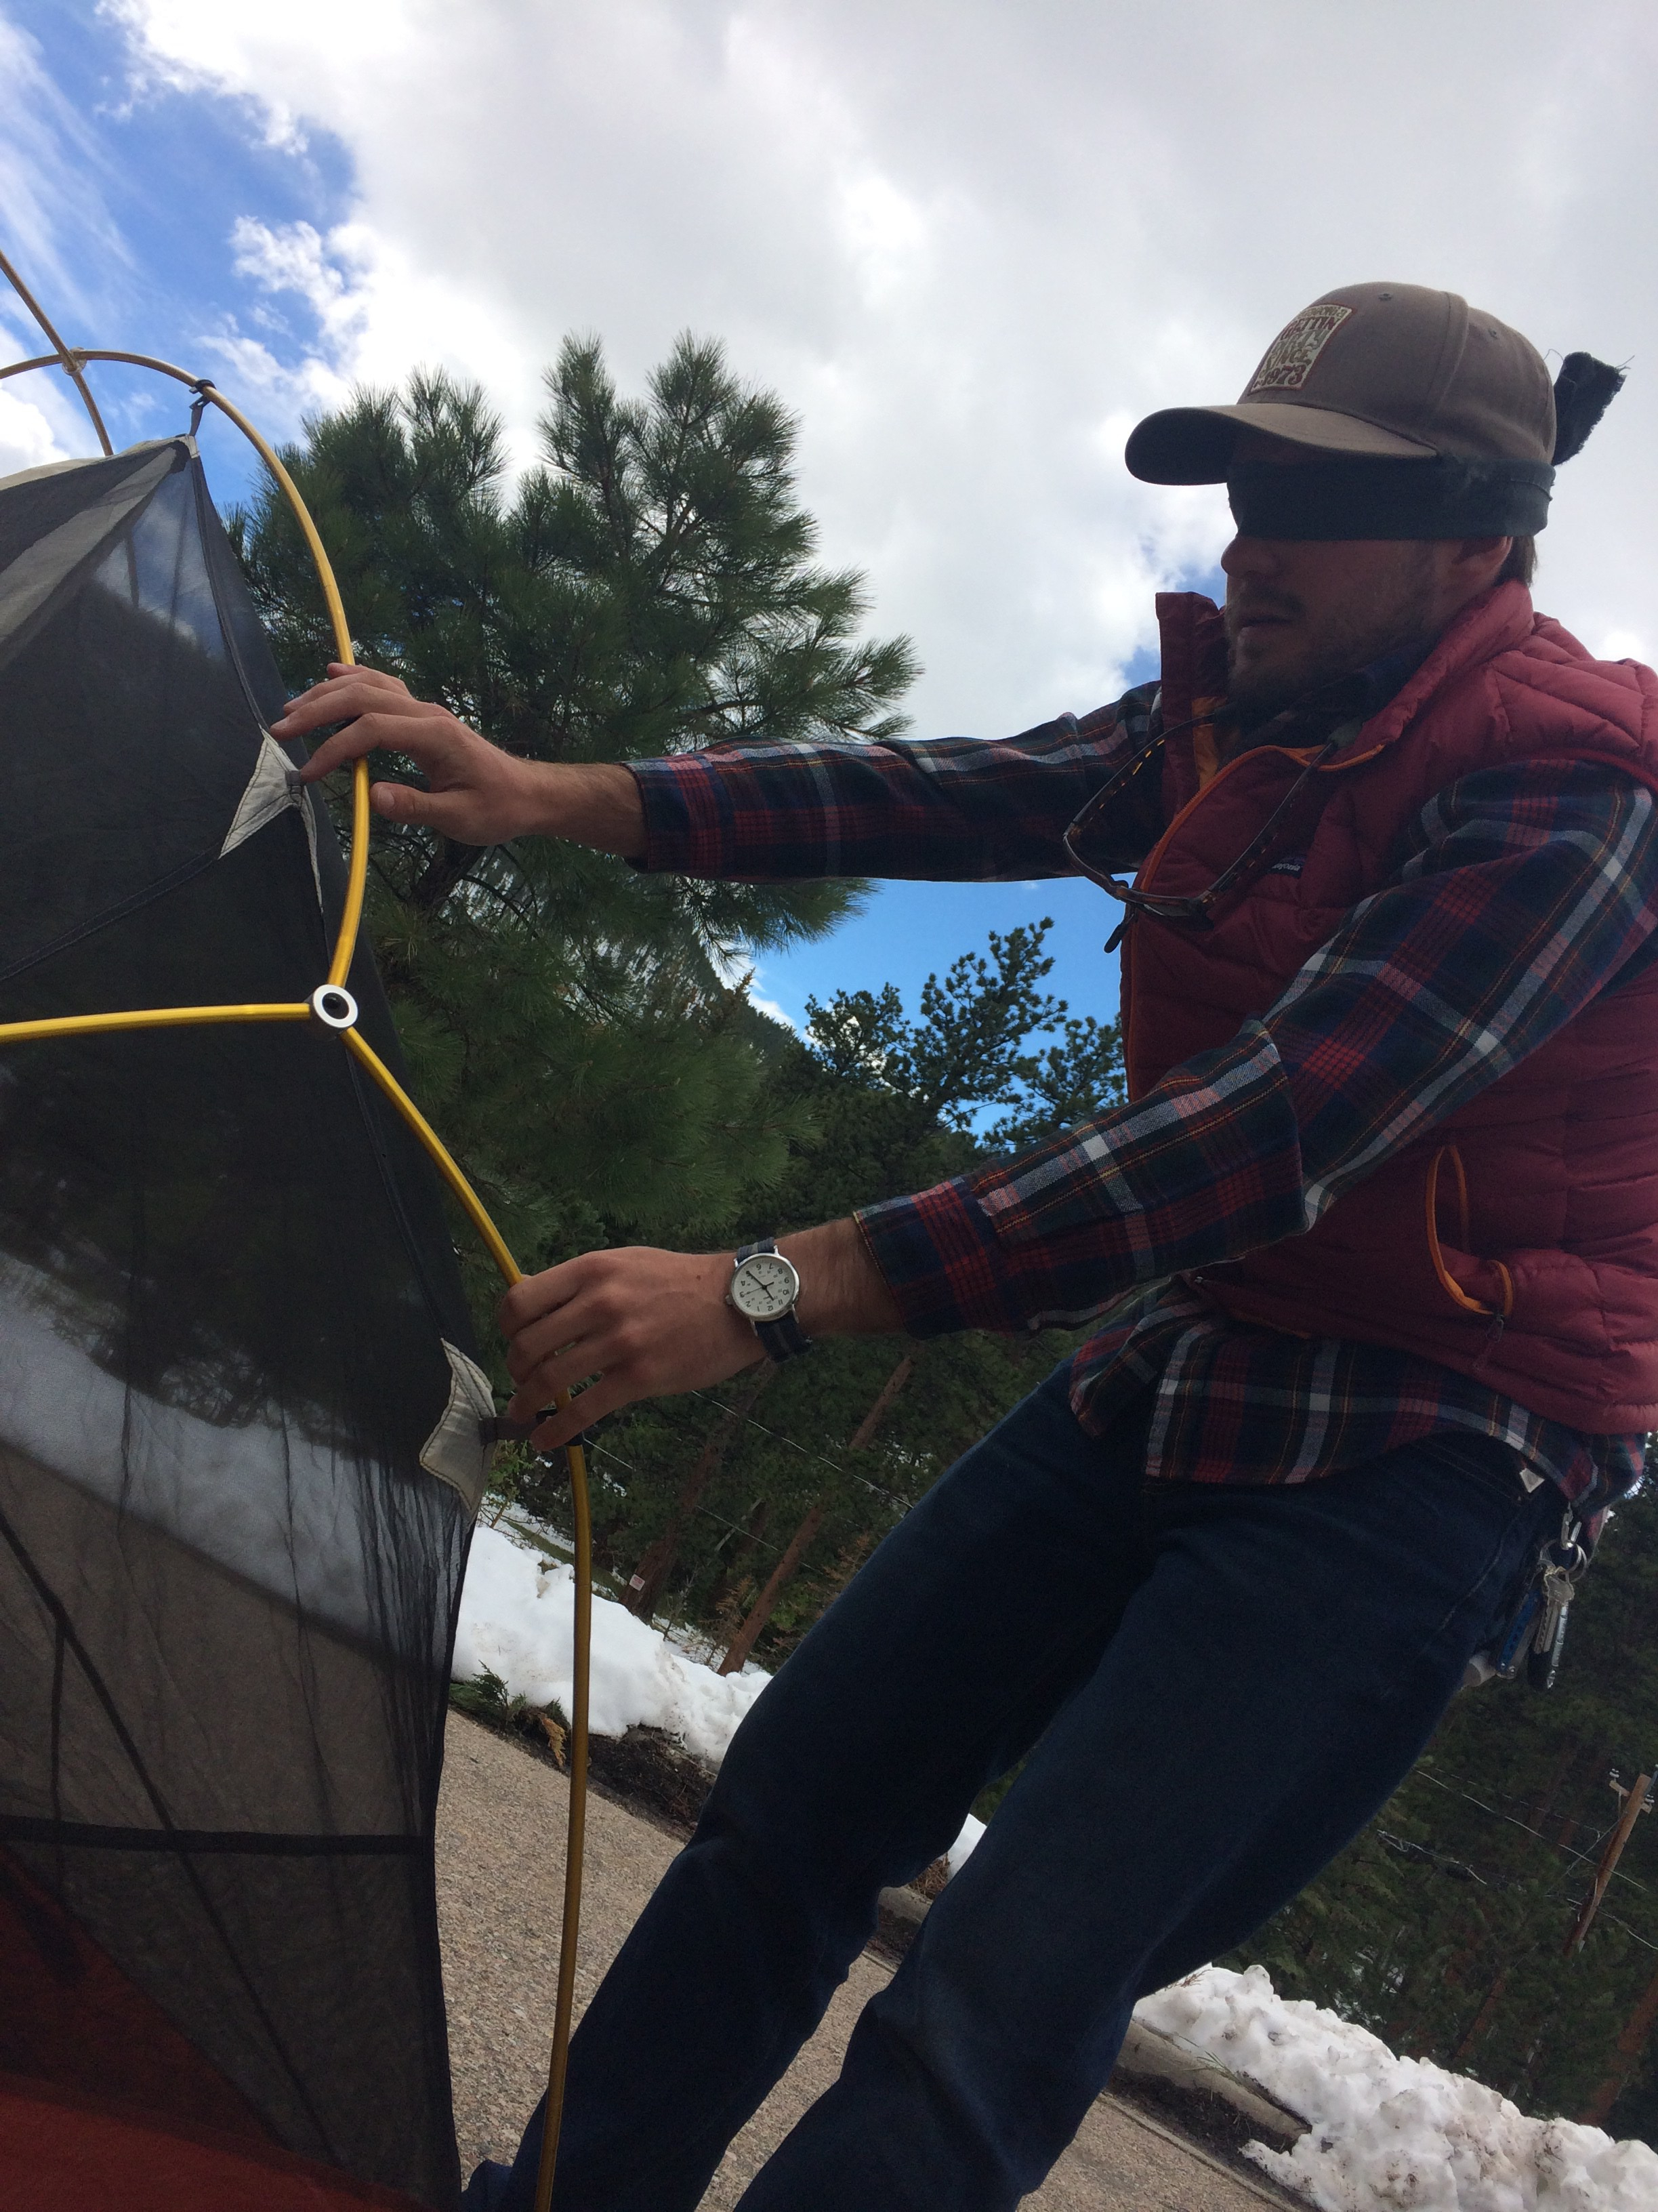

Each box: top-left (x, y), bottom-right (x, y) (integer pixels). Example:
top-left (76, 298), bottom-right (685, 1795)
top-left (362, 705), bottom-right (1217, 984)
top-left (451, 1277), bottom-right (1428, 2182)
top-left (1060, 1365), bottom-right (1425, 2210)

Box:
top-left (1125, 283), bottom-right (1556, 484)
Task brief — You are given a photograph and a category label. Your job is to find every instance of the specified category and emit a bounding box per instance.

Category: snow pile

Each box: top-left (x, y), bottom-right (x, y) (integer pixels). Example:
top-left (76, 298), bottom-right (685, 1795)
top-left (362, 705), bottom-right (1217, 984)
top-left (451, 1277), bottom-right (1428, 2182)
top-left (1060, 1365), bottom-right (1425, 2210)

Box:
top-left (455, 1523), bottom-right (988, 1875)
top-left (453, 1522), bottom-right (770, 1766)
top-left (1135, 1963), bottom-right (1658, 2212)
top-left (948, 1814), bottom-right (986, 1878)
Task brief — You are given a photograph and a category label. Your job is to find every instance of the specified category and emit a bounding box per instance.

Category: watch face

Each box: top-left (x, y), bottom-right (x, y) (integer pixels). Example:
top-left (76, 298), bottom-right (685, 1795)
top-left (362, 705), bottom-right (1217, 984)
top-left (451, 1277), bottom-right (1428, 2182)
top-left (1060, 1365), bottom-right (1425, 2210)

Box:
top-left (732, 1252), bottom-right (799, 1320)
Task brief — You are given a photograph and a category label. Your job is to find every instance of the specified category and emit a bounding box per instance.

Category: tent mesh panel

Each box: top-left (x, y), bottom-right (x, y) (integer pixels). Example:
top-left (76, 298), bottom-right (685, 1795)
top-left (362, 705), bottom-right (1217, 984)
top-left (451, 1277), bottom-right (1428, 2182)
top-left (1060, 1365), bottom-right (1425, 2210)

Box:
top-left (0, 438), bottom-right (482, 2208)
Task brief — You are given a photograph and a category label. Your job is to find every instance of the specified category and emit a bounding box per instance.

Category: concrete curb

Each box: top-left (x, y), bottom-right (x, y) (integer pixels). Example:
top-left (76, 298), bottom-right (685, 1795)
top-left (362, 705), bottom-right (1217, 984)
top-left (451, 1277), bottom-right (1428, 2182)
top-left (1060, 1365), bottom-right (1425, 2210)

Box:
top-left (1113, 2020), bottom-right (1305, 2150)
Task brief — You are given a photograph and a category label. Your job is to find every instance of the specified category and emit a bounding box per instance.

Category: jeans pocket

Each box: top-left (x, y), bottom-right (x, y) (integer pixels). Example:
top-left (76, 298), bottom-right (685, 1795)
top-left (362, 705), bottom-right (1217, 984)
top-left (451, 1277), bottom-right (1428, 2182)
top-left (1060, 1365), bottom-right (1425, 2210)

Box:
top-left (1417, 1428), bottom-right (1529, 1508)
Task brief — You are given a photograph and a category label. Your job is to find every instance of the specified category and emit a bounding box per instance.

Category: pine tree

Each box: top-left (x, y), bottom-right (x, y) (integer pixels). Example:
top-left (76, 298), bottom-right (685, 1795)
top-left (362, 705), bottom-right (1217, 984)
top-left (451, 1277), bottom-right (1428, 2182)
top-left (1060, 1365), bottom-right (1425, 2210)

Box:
top-left (232, 340), bottom-right (919, 1301)
top-left (586, 919), bottom-right (1120, 1654)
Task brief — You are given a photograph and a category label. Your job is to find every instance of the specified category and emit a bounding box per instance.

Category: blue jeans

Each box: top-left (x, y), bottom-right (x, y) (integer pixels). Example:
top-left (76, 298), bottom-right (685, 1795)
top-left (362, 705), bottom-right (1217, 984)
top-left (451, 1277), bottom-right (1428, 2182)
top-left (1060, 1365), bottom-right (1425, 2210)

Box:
top-left (468, 1368), bottom-right (1551, 2211)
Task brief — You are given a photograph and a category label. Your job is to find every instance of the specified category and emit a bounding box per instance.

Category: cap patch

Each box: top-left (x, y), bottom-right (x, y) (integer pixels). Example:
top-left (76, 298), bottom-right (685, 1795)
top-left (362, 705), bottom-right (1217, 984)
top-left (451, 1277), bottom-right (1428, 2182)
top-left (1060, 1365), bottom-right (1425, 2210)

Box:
top-left (1245, 303), bottom-right (1354, 394)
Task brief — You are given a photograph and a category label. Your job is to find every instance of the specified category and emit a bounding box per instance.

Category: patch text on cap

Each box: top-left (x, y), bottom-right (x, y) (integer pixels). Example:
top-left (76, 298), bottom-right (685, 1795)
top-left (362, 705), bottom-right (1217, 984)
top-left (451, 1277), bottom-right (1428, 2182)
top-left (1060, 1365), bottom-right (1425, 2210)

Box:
top-left (1245, 303), bottom-right (1354, 394)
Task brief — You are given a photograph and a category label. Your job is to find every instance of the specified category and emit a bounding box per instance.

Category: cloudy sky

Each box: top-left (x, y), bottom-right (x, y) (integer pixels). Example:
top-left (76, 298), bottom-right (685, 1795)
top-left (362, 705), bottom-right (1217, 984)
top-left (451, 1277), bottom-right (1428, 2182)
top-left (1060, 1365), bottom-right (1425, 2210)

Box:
top-left (3, 0), bottom-right (1655, 1027)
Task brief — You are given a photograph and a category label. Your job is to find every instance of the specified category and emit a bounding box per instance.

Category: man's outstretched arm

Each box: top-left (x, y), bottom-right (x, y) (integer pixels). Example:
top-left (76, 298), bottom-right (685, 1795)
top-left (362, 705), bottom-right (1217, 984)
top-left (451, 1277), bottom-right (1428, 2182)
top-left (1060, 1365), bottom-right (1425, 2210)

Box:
top-left (859, 762), bottom-right (1658, 1336)
top-left (275, 666), bottom-right (1162, 884)
top-left (505, 760), bottom-right (1658, 1448)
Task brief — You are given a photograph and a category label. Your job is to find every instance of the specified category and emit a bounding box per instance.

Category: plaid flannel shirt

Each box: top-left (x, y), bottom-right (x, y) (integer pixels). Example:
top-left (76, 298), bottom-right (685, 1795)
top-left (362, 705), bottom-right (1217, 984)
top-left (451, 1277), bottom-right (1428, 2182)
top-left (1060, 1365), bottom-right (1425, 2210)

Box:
top-left (631, 687), bottom-right (1658, 1509)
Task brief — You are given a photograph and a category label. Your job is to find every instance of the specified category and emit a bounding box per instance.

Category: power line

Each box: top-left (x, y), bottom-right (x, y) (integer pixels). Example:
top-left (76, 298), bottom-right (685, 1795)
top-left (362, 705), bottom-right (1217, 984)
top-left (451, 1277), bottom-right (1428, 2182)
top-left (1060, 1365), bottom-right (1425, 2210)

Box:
top-left (588, 1441), bottom-right (792, 1560)
top-left (1413, 1769), bottom-right (1651, 1891)
top-left (687, 1389), bottom-right (919, 1512)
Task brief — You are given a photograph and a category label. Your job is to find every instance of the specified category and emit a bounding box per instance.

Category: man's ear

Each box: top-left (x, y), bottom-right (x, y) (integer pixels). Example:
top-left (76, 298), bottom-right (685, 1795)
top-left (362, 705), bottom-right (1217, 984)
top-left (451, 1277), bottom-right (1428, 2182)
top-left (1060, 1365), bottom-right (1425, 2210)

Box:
top-left (1454, 535), bottom-right (1513, 588)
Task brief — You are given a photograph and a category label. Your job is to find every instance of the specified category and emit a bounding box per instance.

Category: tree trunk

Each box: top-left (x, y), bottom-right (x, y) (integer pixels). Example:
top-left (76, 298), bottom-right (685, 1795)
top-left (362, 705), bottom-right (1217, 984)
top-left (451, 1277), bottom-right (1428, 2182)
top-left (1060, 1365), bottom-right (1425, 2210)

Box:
top-left (718, 1500), bottom-right (825, 1675)
top-left (1450, 1972), bottom-right (1507, 2066)
top-left (847, 1355), bottom-right (913, 1451)
top-left (1580, 1958), bottom-right (1658, 2126)
top-left (802, 1532), bottom-right (875, 1631)
top-left (623, 1366), bottom-right (771, 1617)
top-left (711, 1356), bottom-right (913, 1662)
top-left (707, 1498), bottom-right (774, 1636)
top-left (410, 834), bottom-right (482, 912)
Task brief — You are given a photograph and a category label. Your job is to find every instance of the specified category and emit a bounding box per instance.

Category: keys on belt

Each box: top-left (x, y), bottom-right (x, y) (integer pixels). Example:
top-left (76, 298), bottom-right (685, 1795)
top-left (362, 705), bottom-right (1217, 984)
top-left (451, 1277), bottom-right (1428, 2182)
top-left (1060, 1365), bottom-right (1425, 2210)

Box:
top-left (1495, 1512), bottom-right (1588, 1692)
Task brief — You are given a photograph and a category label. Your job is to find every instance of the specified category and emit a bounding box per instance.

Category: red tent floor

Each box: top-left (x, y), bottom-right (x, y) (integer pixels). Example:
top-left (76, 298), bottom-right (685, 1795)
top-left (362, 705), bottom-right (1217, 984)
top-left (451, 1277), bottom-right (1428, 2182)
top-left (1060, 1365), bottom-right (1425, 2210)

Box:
top-left (0, 2075), bottom-right (430, 2212)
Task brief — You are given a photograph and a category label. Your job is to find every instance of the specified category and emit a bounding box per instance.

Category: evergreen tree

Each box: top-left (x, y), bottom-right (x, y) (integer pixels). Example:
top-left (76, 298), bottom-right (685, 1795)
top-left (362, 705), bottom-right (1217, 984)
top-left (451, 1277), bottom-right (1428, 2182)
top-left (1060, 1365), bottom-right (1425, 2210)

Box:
top-left (233, 340), bottom-right (919, 1294)
top-left (579, 919), bottom-right (1121, 1656)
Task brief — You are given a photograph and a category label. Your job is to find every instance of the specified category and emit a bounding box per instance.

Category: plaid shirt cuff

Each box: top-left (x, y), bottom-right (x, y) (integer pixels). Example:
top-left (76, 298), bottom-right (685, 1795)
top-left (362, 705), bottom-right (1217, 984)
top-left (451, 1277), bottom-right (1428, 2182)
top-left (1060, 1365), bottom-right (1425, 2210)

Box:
top-left (630, 756), bottom-right (740, 877)
top-left (857, 1178), bottom-right (1031, 1337)
top-left (858, 1023), bottom-right (1308, 1337)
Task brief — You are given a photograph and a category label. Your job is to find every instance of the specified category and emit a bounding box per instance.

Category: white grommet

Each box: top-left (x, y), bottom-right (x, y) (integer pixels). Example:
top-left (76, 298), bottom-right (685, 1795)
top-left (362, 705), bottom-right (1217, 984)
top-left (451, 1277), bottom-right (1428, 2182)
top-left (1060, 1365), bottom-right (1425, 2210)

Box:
top-left (309, 984), bottom-right (359, 1031)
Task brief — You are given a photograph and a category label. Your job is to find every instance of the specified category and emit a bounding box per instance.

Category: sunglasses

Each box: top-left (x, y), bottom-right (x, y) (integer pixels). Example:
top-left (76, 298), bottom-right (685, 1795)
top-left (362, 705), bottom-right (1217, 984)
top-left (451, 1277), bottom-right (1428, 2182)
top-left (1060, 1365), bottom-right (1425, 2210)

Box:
top-left (1062, 711), bottom-right (1341, 930)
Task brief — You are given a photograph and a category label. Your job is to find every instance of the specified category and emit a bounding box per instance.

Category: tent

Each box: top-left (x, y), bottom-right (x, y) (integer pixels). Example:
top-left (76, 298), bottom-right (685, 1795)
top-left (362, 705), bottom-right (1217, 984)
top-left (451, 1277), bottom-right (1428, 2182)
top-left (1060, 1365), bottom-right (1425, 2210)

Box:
top-left (0, 434), bottom-right (502, 2207)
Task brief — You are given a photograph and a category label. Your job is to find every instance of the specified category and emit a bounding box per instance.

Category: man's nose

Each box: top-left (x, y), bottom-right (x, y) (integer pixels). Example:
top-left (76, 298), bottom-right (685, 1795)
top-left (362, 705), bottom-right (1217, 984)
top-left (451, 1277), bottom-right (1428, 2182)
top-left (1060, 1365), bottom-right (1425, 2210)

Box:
top-left (1220, 533), bottom-right (1281, 579)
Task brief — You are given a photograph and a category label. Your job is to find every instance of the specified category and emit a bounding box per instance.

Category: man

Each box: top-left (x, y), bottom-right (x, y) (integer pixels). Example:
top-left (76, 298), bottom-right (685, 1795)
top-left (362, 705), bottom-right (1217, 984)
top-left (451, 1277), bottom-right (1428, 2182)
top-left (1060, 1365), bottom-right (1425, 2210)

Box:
top-left (279, 283), bottom-right (1653, 2211)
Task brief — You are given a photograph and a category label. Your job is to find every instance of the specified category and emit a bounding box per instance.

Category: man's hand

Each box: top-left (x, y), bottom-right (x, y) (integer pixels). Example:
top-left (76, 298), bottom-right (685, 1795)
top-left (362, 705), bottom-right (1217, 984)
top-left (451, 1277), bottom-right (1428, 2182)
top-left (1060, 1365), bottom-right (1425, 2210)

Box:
top-left (273, 665), bottom-right (646, 855)
top-left (499, 1218), bottom-right (904, 1452)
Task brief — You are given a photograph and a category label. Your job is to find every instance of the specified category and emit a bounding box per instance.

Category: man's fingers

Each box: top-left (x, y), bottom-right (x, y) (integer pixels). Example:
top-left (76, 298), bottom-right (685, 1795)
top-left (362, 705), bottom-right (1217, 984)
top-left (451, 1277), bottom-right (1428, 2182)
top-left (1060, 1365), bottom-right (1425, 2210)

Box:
top-left (370, 780), bottom-right (450, 825)
top-left (293, 707), bottom-right (449, 782)
top-left (503, 1268), bottom-right (629, 1378)
top-left (497, 1246), bottom-right (764, 1443)
top-left (505, 1327), bottom-right (617, 1418)
top-left (530, 1377), bottom-right (629, 1454)
top-left (274, 668), bottom-right (411, 743)
top-left (498, 1259), bottom-right (591, 1348)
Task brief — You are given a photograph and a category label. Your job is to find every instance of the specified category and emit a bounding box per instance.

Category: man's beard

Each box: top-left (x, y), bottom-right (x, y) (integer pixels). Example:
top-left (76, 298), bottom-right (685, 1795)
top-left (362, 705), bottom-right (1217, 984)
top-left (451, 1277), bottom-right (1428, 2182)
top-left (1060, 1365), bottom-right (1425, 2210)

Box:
top-left (1225, 546), bottom-right (1440, 726)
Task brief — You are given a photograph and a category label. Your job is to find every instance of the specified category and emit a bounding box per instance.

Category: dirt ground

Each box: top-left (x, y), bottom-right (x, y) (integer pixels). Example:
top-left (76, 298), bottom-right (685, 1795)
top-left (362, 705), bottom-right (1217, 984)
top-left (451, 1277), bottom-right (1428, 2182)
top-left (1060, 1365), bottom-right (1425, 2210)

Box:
top-left (435, 1712), bottom-right (1293, 2210)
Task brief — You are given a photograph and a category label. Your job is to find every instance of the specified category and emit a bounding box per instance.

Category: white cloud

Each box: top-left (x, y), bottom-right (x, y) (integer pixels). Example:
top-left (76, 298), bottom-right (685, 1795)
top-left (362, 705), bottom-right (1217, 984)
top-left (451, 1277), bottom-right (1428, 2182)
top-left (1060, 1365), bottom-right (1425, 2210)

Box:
top-left (82, 0), bottom-right (1658, 733)
top-left (0, 17), bottom-right (130, 468)
top-left (0, 383), bottom-right (64, 477)
top-left (1, 17), bottom-right (127, 315)
top-left (747, 992), bottom-right (797, 1033)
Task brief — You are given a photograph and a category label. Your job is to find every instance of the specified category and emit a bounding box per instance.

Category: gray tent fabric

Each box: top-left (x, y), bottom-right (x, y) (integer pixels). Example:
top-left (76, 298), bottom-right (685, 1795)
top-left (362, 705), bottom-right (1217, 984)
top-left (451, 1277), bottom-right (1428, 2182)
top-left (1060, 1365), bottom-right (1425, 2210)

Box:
top-left (0, 441), bottom-right (181, 667)
top-left (0, 439), bottom-right (485, 2207)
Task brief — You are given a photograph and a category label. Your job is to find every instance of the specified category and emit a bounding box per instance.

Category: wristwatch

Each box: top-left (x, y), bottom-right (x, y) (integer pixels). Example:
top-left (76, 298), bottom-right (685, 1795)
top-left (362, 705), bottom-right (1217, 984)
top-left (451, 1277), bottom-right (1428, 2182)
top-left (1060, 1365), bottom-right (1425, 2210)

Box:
top-left (727, 1239), bottom-right (813, 1362)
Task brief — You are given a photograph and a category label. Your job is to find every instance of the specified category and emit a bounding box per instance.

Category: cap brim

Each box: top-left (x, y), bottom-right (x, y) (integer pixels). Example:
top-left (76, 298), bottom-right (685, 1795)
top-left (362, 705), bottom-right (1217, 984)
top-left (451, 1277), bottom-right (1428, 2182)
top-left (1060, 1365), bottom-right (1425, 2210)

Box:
top-left (1125, 402), bottom-right (1438, 485)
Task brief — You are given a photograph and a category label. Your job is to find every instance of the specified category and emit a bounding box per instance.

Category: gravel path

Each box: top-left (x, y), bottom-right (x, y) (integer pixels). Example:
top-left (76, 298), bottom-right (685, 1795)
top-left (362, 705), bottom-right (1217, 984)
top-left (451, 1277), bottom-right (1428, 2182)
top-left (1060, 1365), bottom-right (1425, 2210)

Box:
top-left (436, 1712), bottom-right (1289, 2209)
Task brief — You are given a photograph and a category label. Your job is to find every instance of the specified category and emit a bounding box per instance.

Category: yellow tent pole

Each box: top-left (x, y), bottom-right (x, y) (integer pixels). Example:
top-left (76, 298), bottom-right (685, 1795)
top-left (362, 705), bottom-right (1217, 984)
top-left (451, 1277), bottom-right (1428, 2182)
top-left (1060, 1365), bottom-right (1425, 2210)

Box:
top-left (0, 319), bottom-right (594, 2207)
top-left (343, 1026), bottom-right (594, 2211)
top-left (343, 1029), bottom-right (522, 1284)
top-left (0, 247), bottom-right (114, 455)
top-left (0, 1003), bottom-right (309, 1044)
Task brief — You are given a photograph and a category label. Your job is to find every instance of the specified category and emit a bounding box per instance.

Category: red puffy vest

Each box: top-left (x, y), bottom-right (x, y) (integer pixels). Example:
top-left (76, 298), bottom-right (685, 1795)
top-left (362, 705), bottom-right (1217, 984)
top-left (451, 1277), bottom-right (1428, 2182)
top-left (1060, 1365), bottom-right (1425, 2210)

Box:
top-left (1124, 582), bottom-right (1658, 1435)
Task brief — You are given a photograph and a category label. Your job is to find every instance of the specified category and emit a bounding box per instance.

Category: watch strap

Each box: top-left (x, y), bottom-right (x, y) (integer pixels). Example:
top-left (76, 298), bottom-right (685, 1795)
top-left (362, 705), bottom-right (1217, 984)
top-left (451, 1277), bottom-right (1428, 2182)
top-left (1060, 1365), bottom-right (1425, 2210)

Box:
top-left (755, 1307), bottom-right (813, 1361)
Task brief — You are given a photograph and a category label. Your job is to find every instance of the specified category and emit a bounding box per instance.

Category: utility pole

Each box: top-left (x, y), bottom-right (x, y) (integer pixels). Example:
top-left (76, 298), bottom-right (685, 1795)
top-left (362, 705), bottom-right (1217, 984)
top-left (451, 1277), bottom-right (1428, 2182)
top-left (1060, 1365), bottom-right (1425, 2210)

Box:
top-left (1564, 1765), bottom-right (1654, 1956)
top-left (716, 1500), bottom-right (825, 1675)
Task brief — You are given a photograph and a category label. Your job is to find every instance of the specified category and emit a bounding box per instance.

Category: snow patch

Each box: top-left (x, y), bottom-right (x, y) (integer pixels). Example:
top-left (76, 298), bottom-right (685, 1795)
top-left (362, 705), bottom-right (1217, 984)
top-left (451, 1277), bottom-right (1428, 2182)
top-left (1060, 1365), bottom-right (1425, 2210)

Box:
top-left (454, 1521), bottom-right (770, 1767)
top-left (1134, 1963), bottom-right (1658, 2212)
top-left (947, 1812), bottom-right (985, 1877)
top-left (455, 1522), bottom-right (987, 1873)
